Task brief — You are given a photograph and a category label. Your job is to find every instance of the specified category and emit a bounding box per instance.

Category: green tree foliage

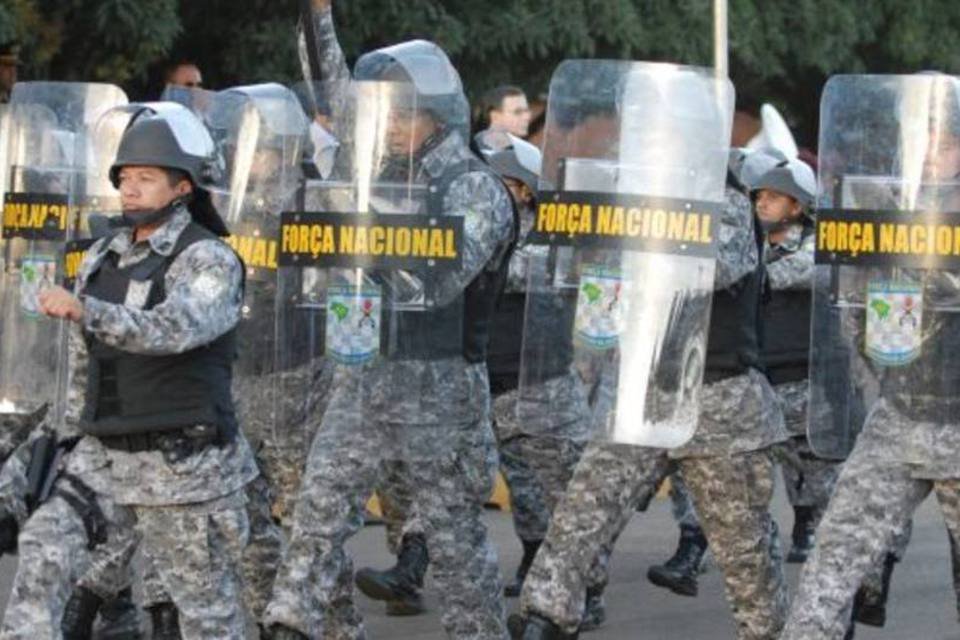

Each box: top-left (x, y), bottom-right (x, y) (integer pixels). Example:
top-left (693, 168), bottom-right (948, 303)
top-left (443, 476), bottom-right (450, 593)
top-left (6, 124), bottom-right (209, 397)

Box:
top-left (2, 0), bottom-right (960, 145)
top-left (0, 0), bottom-right (179, 86)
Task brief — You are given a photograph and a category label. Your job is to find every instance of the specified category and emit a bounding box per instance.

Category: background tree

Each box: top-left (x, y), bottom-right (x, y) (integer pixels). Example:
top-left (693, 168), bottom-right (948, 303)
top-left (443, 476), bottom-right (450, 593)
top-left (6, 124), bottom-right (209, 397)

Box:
top-left (2, 0), bottom-right (960, 148)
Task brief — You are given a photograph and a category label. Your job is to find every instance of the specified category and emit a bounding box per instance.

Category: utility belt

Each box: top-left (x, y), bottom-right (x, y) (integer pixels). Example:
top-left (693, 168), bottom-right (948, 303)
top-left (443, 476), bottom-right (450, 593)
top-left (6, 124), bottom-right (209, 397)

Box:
top-left (99, 424), bottom-right (228, 462)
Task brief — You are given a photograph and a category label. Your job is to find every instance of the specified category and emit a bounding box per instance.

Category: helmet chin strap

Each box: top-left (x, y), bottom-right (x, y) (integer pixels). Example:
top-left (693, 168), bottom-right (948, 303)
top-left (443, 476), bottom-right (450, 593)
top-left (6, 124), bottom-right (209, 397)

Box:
top-left (759, 216), bottom-right (791, 235)
top-left (118, 195), bottom-right (190, 229)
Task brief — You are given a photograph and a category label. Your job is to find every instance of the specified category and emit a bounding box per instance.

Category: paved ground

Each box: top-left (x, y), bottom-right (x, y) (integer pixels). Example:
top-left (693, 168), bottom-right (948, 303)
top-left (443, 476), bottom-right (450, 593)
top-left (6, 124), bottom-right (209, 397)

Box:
top-left (0, 480), bottom-right (958, 638)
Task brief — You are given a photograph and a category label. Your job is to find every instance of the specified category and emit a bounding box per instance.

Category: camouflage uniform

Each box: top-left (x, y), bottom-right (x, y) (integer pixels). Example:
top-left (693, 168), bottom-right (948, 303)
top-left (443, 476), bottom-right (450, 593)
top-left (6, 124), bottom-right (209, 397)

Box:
top-left (782, 400), bottom-right (960, 639)
top-left (233, 360), bottom-right (334, 617)
top-left (263, 10), bottom-right (513, 638)
top-left (766, 225), bottom-right (841, 522)
top-left (667, 468), bottom-right (700, 529)
top-left (0, 408), bottom-right (139, 638)
top-left (3, 206), bottom-right (257, 640)
top-left (263, 136), bottom-right (513, 637)
top-left (377, 461), bottom-right (422, 555)
top-left (494, 413), bottom-right (586, 545)
top-left (258, 357), bottom-right (335, 528)
top-left (854, 516), bottom-right (912, 609)
top-left (519, 187), bottom-right (791, 639)
top-left (518, 440), bottom-right (670, 632)
top-left (0, 407), bottom-right (46, 463)
top-left (493, 201), bottom-right (590, 546)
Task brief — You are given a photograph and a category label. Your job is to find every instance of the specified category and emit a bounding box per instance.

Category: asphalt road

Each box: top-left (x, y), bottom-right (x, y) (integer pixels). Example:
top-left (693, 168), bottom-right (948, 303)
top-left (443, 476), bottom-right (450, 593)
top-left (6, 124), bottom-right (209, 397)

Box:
top-left (0, 481), bottom-right (957, 639)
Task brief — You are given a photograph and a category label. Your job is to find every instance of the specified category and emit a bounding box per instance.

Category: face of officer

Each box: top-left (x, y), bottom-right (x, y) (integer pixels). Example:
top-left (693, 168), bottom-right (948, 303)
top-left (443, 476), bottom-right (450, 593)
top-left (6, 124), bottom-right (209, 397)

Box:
top-left (117, 166), bottom-right (192, 212)
top-left (386, 108), bottom-right (437, 156)
top-left (755, 188), bottom-right (802, 231)
top-left (503, 176), bottom-right (534, 208)
top-left (167, 63), bottom-right (203, 89)
top-left (491, 94), bottom-right (531, 138)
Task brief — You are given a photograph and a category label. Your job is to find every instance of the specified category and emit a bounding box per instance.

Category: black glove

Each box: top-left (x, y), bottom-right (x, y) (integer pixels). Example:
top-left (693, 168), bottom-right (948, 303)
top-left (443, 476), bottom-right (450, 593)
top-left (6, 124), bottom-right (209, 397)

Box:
top-left (0, 512), bottom-right (19, 555)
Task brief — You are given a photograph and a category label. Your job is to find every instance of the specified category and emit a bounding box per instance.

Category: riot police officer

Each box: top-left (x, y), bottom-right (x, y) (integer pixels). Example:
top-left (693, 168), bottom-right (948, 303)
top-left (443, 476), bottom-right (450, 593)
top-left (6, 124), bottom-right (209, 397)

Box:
top-left (262, 2), bottom-right (514, 638)
top-left (26, 102), bottom-right (256, 639)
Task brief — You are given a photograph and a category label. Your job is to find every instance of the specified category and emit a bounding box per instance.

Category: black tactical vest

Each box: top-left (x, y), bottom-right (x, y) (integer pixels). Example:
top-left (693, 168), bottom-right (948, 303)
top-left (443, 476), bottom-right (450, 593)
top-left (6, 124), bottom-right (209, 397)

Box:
top-left (704, 221), bottom-right (766, 384)
top-left (79, 222), bottom-right (240, 439)
top-left (381, 157), bottom-right (518, 364)
top-left (762, 223), bottom-right (815, 385)
top-left (486, 287), bottom-right (577, 394)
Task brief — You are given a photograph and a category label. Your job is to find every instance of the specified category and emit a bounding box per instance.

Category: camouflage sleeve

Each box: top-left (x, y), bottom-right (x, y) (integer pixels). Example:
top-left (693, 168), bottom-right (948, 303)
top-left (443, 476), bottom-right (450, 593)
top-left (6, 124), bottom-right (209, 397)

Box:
top-left (299, 4), bottom-right (354, 162)
top-left (767, 233), bottom-right (815, 291)
top-left (62, 324), bottom-right (89, 435)
top-left (300, 4), bottom-right (349, 84)
top-left (81, 240), bottom-right (243, 355)
top-left (714, 187), bottom-right (759, 291)
top-left (432, 171), bottom-right (514, 306)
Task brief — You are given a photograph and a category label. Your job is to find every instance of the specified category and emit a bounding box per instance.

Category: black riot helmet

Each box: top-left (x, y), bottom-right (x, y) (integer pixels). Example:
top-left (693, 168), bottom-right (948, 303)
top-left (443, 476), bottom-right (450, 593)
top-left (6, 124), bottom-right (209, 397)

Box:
top-left (484, 134), bottom-right (542, 196)
top-left (109, 102), bottom-right (229, 235)
top-left (353, 40), bottom-right (470, 138)
top-left (109, 102), bottom-right (223, 189)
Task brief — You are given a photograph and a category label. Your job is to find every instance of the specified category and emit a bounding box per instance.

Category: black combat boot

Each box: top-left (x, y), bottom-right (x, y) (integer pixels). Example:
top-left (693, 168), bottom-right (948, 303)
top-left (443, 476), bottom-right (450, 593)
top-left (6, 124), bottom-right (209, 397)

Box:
top-left (61, 586), bottom-right (103, 640)
top-left (787, 505), bottom-right (817, 563)
top-left (646, 525), bottom-right (708, 596)
top-left (508, 613), bottom-right (579, 640)
top-left (96, 588), bottom-right (142, 639)
top-left (526, 613), bottom-right (580, 639)
top-left (505, 538), bottom-right (542, 597)
top-left (262, 624), bottom-right (309, 640)
top-left (853, 552), bottom-right (897, 627)
top-left (146, 602), bottom-right (182, 640)
top-left (355, 533), bottom-right (428, 616)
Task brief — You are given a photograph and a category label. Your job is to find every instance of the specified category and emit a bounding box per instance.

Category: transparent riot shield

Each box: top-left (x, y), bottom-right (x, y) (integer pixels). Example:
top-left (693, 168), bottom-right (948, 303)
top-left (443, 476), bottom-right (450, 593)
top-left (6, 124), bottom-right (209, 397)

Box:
top-left (203, 84), bottom-right (310, 448)
top-left (0, 105), bottom-right (8, 323)
top-left (518, 61), bottom-right (734, 448)
top-left (160, 84), bottom-right (216, 121)
top-left (276, 76), bottom-right (475, 460)
top-left (809, 74), bottom-right (960, 459)
top-left (290, 80), bottom-right (345, 181)
top-left (0, 82), bottom-right (127, 428)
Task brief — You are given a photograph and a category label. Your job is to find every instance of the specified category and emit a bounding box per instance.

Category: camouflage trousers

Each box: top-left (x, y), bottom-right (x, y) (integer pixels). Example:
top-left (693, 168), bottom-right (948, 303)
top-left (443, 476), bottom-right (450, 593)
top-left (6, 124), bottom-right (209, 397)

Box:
top-left (236, 449), bottom-right (302, 619)
top-left (3, 485), bottom-right (249, 640)
top-left (520, 443), bottom-right (788, 639)
top-left (136, 470), bottom-right (284, 623)
top-left (258, 443), bottom-right (313, 528)
top-left (377, 460), bottom-right (422, 555)
top-left (0, 487), bottom-right (138, 640)
top-left (668, 467), bottom-right (701, 530)
top-left (496, 433), bottom-right (585, 543)
top-left (855, 516), bottom-right (912, 610)
top-left (778, 436), bottom-right (841, 519)
top-left (491, 385), bottom-right (589, 544)
top-left (263, 422), bottom-right (508, 639)
top-left (134, 491), bottom-right (250, 639)
top-left (782, 407), bottom-right (960, 639)
top-left (519, 442), bottom-right (670, 634)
